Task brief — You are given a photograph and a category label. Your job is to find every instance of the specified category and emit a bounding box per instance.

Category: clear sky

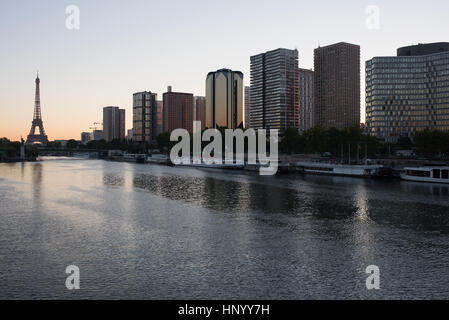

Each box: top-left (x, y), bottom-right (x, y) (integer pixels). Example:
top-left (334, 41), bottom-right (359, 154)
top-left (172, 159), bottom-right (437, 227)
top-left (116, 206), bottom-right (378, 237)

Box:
top-left (1, 0), bottom-right (449, 141)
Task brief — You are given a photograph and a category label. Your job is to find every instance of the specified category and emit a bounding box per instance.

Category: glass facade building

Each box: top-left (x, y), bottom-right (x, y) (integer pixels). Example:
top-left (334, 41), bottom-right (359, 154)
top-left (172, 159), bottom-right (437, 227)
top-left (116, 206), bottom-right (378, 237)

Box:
top-left (366, 43), bottom-right (449, 142)
top-left (206, 69), bottom-right (244, 129)
top-left (250, 48), bottom-right (299, 132)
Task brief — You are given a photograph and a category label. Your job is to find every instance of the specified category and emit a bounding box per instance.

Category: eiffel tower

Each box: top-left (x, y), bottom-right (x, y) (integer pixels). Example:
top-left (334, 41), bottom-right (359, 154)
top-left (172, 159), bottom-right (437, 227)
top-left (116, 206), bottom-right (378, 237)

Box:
top-left (26, 73), bottom-right (48, 145)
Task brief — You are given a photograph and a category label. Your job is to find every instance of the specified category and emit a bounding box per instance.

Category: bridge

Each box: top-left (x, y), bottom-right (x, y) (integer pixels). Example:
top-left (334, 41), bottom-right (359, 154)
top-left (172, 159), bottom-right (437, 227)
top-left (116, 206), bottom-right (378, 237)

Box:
top-left (37, 148), bottom-right (108, 158)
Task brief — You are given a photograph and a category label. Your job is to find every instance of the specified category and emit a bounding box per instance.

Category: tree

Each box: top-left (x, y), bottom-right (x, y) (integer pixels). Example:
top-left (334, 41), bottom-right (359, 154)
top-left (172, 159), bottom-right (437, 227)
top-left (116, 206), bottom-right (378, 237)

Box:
top-left (280, 128), bottom-right (300, 154)
top-left (86, 139), bottom-right (109, 150)
top-left (156, 132), bottom-right (173, 153)
top-left (326, 127), bottom-right (345, 157)
top-left (0, 138), bottom-right (20, 157)
top-left (395, 136), bottom-right (414, 150)
top-left (414, 130), bottom-right (449, 159)
top-left (109, 139), bottom-right (123, 150)
top-left (362, 134), bottom-right (382, 159)
top-left (26, 145), bottom-right (39, 158)
top-left (302, 126), bottom-right (327, 153)
top-left (66, 139), bottom-right (78, 149)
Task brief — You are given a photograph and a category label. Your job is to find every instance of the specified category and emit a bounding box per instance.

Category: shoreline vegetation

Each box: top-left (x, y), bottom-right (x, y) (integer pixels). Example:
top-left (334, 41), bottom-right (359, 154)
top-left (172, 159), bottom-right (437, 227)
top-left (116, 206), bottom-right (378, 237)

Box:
top-left (0, 138), bottom-right (38, 162)
top-left (2, 126), bottom-right (449, 163)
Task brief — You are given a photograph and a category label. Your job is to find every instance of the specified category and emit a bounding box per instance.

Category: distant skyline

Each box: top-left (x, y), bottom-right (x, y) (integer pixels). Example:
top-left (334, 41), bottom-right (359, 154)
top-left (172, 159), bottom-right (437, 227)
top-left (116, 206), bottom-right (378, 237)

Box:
top-left (1, 0), bottom-right (449, 141)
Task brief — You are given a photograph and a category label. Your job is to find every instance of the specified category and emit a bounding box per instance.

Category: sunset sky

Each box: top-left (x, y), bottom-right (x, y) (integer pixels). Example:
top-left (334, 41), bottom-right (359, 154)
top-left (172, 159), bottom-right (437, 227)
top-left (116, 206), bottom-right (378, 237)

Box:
top-left (1, 0), bottom-right (449, 141)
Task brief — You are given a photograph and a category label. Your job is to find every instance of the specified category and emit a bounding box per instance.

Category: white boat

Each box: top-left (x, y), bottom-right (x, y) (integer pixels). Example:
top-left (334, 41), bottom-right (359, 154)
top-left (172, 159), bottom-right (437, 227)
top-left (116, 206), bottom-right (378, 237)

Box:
top-left (400, 167), bottom-right (449, 184)
top-left (175, 157), bottom-right (244, 170)
top-left (295, 161), bottom-right (385, 177)
top-left (147, 154), bottom-right (170, 165)
top-left (244, 161), bottom-right (290, 174)
top-left (177, 162), bottom-right (244, 170)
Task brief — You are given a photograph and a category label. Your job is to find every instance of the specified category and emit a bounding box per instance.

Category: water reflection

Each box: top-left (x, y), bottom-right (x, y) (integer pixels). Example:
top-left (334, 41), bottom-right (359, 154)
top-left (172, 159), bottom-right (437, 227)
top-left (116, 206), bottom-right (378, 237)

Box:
top-left (20, 162), bottom-right (25, 179)
top-left (2, 160), bottom-right (449, 299)
top-left (354, 184), bottom-right (370, 222)
top-left (32, 163), bottom-right (42, 205)
top-left (123, 166), bottom-right (449, 233)
top-left (103, 172), bottom-right (125, 187)
top-left (401, 180), bottom-right (449, 196)
top-left (131, 172), bottom-right (306, 216)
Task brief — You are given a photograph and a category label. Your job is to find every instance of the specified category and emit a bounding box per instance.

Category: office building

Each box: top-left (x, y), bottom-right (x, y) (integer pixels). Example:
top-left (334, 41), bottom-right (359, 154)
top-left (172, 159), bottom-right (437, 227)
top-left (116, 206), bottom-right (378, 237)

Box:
top-left (126, 129), bottom-right (133, 141)
top-left (314, 42), bottom-right (360, 129)
top-left (81, 132), bottom-right (91, 145)
top-left (366, 42), bottom-right (449, 142)
top-left (156, 100), bottom-right (163, 136)
top-left (103, 106), bottom-right (125, 142)
top-left (250, 48), bottom-right (299, 132)
top-left (91, 130), bottom-right (103, 141)
top-left (206, 69), bottom-right (244, 129)
top-left (194, 96), bottom-right (206, 130)
top-left (298, 68), bottom-right (315, 131)
top-left (245, 86), bottom-right (251, 128)
top-left (133, 91), bottom-right (158, 144)
top-left (163, 86), bottom-right (194, 133)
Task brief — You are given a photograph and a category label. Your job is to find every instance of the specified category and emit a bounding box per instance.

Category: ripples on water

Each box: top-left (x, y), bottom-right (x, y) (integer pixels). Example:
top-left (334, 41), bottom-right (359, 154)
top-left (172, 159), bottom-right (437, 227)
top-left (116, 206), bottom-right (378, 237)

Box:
top-left (0, 159), bottom-right (449, 299)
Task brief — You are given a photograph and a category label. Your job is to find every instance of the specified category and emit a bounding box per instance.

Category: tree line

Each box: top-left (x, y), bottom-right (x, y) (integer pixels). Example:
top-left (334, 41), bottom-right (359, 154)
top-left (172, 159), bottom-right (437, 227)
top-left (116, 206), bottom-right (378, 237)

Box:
top-left (279, 126), bottom-right (381, 159)
top-left (0, 138), bottom-right (38, 159)
top-left (38, 128), bottom-right (449, 160)
top-left (3, 127), bottom-right (449, 160)
top-left (413, 130), bottom-right (449, 159)
top-left (281, 126), bottom-right (449, 160)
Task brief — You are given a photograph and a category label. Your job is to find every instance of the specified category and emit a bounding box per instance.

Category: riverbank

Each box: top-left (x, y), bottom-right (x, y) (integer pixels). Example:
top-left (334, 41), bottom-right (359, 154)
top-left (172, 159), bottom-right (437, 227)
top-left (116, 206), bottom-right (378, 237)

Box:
top-left (0, 157), bottom-right (38, 163)
top-left (102, 153), bottom-right (449, 179)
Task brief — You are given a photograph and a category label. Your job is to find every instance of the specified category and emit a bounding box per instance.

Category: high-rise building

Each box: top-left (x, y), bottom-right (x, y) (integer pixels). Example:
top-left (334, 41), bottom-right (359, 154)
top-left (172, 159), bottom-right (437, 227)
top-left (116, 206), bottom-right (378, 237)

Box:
top-left (81, 132), bottom-right (91, 145)
top-left (120, 110), bottom-right (125, 140)
top-left (103, 106), bottom-right (125, 142)
top-left (194, 96), bottom-right (206, 130)
top-left (133, 91), bottom-right (158, 144)
top-left (126, 129), bottom-right (133, 141)
top-left (245, 86), bottom-right (251, 128)
top-left (163, 86), bottom-right (194, 133)
top-left (298, 68), bottom-right (314, 132)
top-left (366, 42), bottom-right (449, 142)
top-left (250, 48), bottom-right (299, 132)
top-left (314, 42), bottom-right (360, 129)
top-left (156, 100), bottom-right (163, 136)
top-left (206, 69), bottom-right (244, 129)
top-left (91, 130), bottom-right (103, 141)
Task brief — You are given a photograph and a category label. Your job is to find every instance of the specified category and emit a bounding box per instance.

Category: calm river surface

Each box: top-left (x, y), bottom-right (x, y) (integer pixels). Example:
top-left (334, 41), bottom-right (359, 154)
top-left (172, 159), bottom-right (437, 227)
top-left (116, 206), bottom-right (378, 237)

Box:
top-left (1, 158), bottom-right (449, 299)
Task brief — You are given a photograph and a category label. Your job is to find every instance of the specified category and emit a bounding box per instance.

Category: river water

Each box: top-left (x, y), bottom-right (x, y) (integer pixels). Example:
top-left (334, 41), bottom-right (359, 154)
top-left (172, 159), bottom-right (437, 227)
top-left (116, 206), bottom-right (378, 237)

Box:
top-left (0, 159), bottom-right (449, 299)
